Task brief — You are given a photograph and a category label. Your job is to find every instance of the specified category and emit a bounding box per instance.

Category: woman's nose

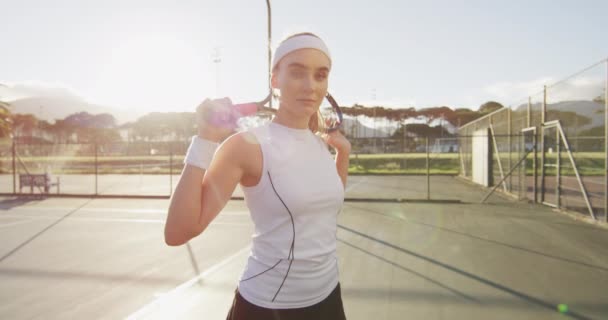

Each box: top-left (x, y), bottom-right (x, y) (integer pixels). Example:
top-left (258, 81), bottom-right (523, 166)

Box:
top-left (302, 75), bottom-right (315, 92)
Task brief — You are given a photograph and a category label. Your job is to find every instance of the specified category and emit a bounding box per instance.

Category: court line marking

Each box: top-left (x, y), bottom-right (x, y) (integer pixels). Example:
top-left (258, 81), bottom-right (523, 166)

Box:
top-left (2, 207), bottom-right (249, 216)
top-left (0, 214), bottom-right (248, 226)
top-left (560, 176), bottom-right (605, 186)
top-left (0, 219), bottom-right (35, 228)
top-left (125, 245), bottom-right (250, 320)
top-left (559, 185), bottom-right (604, 197)
top-left (3, 207), bottom-right (168, 213)
top-left (345, 177), bottom-right (368, 192)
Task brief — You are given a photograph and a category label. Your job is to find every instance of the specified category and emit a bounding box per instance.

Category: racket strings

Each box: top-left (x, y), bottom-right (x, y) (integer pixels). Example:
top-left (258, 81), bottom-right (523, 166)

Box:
top-left (323, 93), bottom-right (343, 132)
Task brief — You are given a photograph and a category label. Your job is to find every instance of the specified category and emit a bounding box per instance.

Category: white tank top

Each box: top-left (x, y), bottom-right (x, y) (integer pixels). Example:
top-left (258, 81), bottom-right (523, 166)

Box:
top-left (237, 122), bottom-right (345, 309)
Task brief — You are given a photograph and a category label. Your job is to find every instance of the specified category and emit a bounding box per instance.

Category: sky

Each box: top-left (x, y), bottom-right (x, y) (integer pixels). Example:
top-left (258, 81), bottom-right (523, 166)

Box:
top-left (1, 0), bottom-right (607, 119)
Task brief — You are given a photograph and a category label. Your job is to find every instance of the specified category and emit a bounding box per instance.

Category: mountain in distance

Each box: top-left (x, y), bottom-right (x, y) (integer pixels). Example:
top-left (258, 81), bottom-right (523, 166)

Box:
top-left (3, 84), bottom-right (466, 135)
top-left (5, 95), bottom-right (142, 125)
top-left (515, 100), bottom-right (604, 129)
top-left (0, 83), bottom-right (144, 125)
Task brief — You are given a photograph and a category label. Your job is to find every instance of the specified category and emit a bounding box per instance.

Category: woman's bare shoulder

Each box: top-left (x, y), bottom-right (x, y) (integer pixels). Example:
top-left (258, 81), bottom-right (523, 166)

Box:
top-left (221, 131), bottom-right (261, 152)
top-left (218, 131), bottom-right (262, 165)
top-left (217, 131), bottom-right (263, 176)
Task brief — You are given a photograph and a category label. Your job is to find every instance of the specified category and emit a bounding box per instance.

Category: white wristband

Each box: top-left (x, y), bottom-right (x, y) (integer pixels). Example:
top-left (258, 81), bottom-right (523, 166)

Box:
top-left (184, 136), bottom-right (219, 170)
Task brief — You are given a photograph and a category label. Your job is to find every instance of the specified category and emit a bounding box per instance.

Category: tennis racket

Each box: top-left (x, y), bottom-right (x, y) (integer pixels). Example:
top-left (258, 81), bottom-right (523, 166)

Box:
top-left (222, 92), bottom-right (343, 133)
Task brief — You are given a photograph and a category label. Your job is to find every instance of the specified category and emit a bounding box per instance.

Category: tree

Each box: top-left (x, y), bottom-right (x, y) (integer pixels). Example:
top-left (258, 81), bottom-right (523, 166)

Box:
top-left (592, 95), bottom-right (605, 105)
top-left (454, 108), bottom-right (482, 126)
top-left (392, 123), bottom-right (452, 138)
top-left (341, 104), bottom-right (418, 120)
top-left (90, 113), bottom-right (117, 128)
top-left (12, 114), bottom-right (39, 137)
top-left (51, 119), bottom-right (76, 143)
top-left (0, 102), bottom-right (13, 138)
top-left (341, 104), bottom-right (482, 127)
top-left (478, 101), bottom-right (504, 114)
top-left (131, 112), bottom-right (196, 141)
top-left (132, 113), bottom-right (167, 141)
top-left (546, 110), bottom-right (591, 128)
top-left (80, 127), bottom-right (122, 144)
top-left (64, 112), bottom-right (95, 127)
top-left (60, 112), bottom-right (120, 143)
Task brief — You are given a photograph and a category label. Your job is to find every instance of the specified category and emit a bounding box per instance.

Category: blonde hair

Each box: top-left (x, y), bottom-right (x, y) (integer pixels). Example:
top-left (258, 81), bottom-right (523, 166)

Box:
top-left (272, 32), bottom-right (328, 134)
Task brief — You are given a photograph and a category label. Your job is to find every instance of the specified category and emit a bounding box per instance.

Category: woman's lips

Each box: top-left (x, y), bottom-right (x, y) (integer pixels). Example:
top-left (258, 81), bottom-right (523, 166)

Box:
top-left (297, 99), bottom-right (316, 104)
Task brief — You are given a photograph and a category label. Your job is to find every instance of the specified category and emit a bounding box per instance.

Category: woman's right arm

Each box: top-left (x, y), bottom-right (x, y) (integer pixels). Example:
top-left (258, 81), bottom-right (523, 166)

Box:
top-left (164, 135), bottom-right (247, 246)
top-left (164, 98), bottom-right (246, 246)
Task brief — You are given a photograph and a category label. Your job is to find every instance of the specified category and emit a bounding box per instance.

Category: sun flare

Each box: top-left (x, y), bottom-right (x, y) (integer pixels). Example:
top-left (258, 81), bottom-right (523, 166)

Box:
top-left (92, 32), bottom-right (207, 113)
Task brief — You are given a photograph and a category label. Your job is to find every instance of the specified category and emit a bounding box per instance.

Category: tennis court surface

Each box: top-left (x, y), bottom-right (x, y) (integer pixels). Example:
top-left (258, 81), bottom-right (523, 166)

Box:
top-left (1, 175), bottom-right (607, 320)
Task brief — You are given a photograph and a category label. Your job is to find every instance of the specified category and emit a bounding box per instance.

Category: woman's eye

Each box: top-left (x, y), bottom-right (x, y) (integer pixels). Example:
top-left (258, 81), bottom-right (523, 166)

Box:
top-left (315, 73), bottom-right (328, 81)
top-left (290, 70), bottom-right (306, 78)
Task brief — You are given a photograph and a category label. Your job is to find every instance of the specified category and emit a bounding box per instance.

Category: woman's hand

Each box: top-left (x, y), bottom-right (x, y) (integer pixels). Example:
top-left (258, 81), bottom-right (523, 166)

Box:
top-left (321, 129), bottom-right (351, 188)
top-left (196, 97), bottom-right (238, 142)
top-left (320, 129), bottom-right (351, 154)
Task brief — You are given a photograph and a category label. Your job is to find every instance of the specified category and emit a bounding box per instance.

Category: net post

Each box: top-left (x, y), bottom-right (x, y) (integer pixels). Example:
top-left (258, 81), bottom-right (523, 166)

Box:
top-left (426, 136), bottom-right (430, 201)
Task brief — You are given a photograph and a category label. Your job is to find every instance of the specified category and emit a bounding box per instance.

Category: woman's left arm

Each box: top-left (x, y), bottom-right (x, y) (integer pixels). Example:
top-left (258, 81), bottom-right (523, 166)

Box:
top-left (322, 131), bottom-right (351, 188)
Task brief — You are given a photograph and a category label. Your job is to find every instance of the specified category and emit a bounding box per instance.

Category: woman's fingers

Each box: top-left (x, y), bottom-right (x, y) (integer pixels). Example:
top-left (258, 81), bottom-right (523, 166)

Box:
top-left (322, 130), bottom-right (351, 153)
top-left (196, 97), bottom-right (238, 142)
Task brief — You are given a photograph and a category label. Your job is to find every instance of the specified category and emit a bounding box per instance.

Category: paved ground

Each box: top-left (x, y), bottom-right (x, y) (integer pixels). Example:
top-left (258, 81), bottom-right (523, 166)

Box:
top-left (1, 176), bottom-right (607, 319)
top-left (2, 172), bottom-right (605, 221)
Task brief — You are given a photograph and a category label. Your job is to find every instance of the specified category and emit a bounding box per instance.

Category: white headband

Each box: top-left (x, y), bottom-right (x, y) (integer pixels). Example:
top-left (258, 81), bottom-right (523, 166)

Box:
top-left (271, 34), bottom-right (332, 70)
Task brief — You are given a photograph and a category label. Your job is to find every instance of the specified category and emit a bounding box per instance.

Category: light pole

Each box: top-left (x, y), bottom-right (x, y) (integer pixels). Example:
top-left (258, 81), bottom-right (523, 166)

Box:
top-left (441, 112), bottom-right (444, 138)
top-left (266, 0), bottom-right (272, 108)
top-left (212, 47), bottom-right (221, 98)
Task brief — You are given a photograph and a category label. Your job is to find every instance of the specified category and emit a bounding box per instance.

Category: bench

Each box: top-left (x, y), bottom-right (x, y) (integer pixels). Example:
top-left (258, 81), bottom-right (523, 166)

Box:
top-left (19, 173), bottom-right (60, 194)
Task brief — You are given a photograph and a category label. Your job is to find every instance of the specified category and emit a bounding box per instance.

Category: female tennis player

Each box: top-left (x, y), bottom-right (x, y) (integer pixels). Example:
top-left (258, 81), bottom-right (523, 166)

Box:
top-left (165, 32), bottom-right (349, 319)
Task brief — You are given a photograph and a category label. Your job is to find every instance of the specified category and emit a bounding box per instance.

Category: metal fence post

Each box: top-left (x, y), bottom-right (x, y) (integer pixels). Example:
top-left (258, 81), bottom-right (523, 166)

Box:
top-left (527, 97), bottom-right (531, 128)
top-left (266, 0), bottom-right (272, 109)
top-left (169, 141), bottom-right (173, 197)
top-left (426, 137), bottom-right (430, 201)
top-left (605, 59), bottom-right (608, 222)
top-left (12, 139), bottom-right (16, 194)
top-left (508, 108), bottom-right (512, 192)
top-left (533, 129), bottom-right (538, 203)
top-left (540, 86), bottom-right (547, 202)
top-left (556, 128), bottom-right (561, 208)
top-left (95, 142), bottom-right (98, 195)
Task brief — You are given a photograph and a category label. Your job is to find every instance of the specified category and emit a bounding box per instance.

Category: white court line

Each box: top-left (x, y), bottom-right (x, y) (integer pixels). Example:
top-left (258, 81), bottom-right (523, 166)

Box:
top-left (125, 245), bottom-right (250, 320)
top-left (2, 207), bottom-right (167, 214)
top-left (3, 206), bottom-right (249, 216)
top-left (559, 185), bottom-right (605, 198)
top-left (345, 176), bottom-right (368, 192)
top-left (0, 219), bottom-right (35, 228)
top-left (561, 176), bottom-right (606, 187)
top-left (0, 214), bottom-right (248, 226)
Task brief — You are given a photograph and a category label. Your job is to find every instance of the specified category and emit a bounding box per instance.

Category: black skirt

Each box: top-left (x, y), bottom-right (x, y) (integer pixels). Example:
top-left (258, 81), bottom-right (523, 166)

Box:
top-left (226, 283), bottom-right (347, 320)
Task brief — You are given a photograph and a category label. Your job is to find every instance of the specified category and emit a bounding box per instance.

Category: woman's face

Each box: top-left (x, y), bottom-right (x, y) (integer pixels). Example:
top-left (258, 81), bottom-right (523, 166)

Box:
top-left (272, 48), bottom-right (330, 118)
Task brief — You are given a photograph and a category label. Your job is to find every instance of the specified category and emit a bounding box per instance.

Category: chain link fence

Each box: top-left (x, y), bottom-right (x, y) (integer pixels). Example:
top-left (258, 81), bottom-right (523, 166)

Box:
top-left (459, 59), bottom-right (607, 222)
top-left (1, 135), bottom-right (465, 201)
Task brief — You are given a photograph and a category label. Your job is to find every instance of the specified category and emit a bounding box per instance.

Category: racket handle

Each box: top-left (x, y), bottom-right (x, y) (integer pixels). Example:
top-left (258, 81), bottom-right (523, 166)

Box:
top-left (233, 103), bottom-right (258, 117)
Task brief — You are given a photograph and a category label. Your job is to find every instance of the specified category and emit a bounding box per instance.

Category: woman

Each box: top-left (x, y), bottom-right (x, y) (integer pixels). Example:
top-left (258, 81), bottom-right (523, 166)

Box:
top-left (165, 32), bottom-right (349, 319)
